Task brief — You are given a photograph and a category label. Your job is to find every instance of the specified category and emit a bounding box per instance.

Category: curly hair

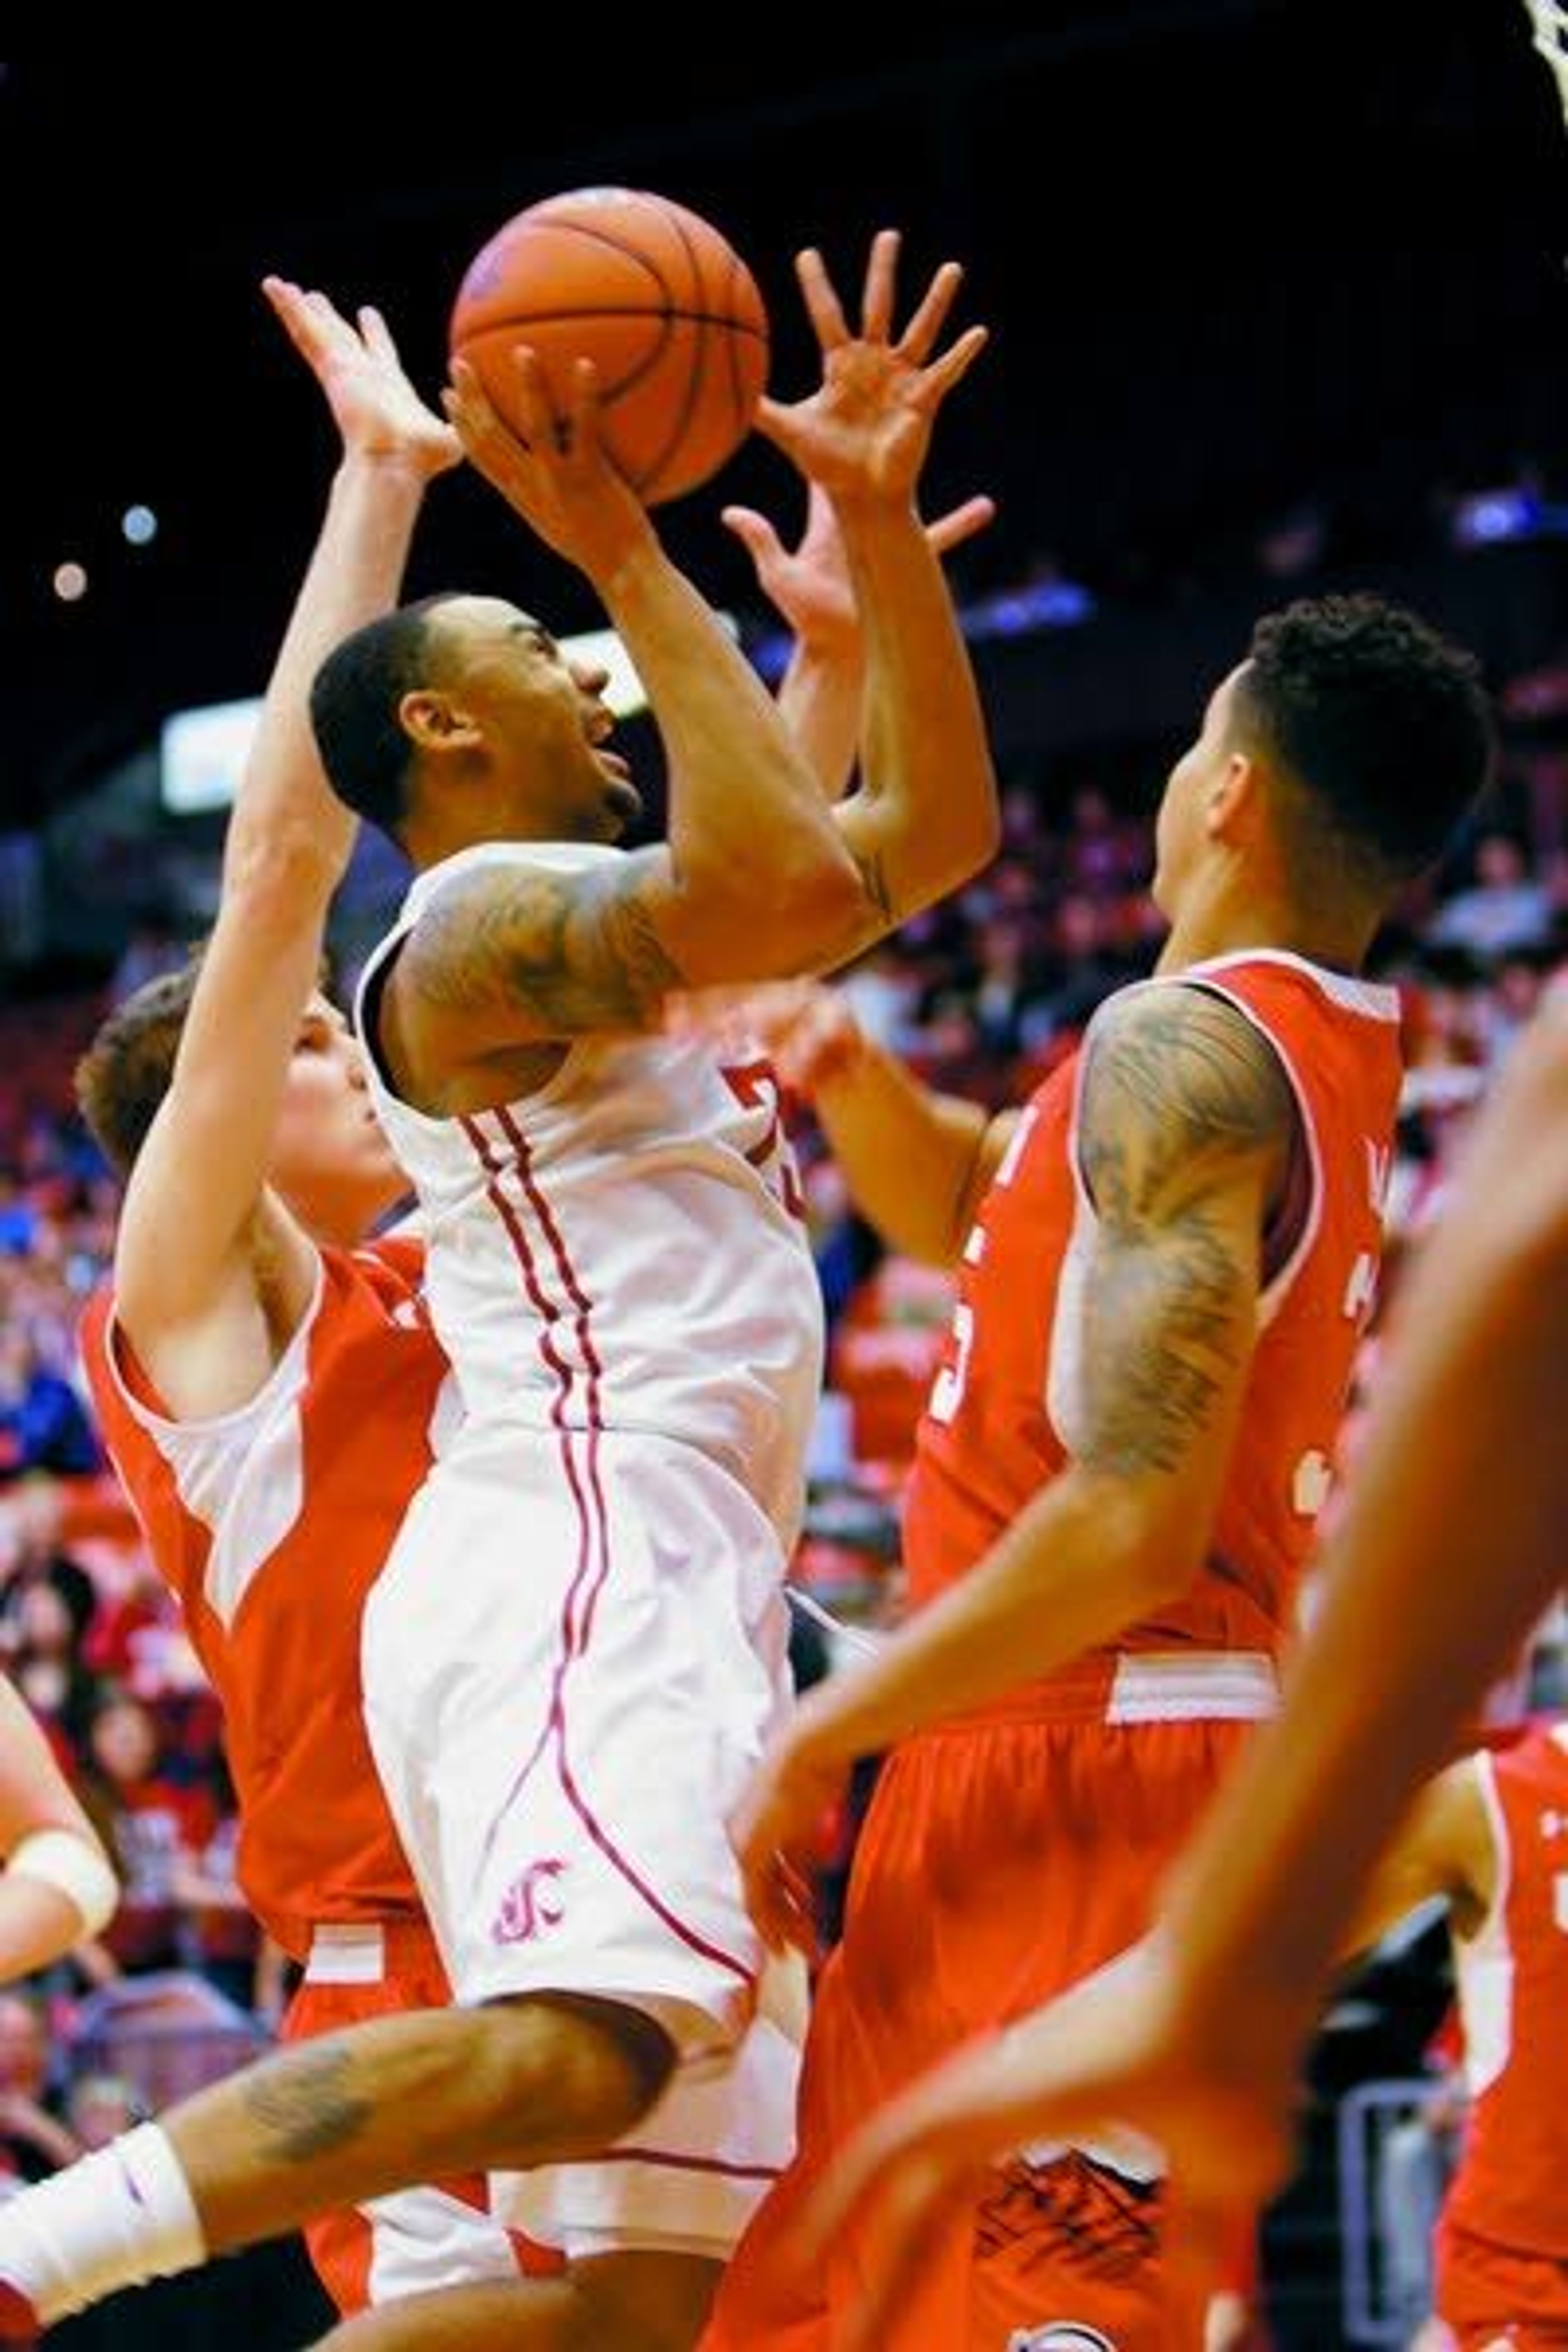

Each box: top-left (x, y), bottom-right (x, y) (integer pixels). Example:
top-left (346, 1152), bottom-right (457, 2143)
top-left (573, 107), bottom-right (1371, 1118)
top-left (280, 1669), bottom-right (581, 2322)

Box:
top-left (1233, 593), bottom-right (1494, 887)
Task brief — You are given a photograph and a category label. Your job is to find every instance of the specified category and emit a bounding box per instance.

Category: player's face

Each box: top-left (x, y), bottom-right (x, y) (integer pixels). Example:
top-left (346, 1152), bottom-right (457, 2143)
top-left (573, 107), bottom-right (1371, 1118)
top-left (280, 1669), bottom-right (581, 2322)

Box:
top-left (269, 996), bottom-right (408, 1245)
top-left (1151, 664), bottom-right (1244, 916)
top-left (435, 597), bottom-right (642, 843)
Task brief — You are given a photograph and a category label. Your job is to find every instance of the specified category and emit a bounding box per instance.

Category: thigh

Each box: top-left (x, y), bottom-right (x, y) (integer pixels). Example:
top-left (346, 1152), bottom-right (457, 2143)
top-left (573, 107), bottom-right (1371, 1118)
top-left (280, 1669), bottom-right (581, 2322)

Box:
top-left (363, 1434), bottom-right (786, 2056)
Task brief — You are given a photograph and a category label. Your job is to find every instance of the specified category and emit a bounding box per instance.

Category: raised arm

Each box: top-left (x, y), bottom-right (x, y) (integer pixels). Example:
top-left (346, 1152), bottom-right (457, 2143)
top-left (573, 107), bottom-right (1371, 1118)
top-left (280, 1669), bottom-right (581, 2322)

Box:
top-left (113, 283), bottom-right (458, 1411)
top-left (757, 232), bottom-right (1000, 942)
top-left (723, 479), bottom-right (995, 801)
top-left (0, 1677), bottom-right (117, 1982)
top-left (733, 982), bottom-right (1292, 1949)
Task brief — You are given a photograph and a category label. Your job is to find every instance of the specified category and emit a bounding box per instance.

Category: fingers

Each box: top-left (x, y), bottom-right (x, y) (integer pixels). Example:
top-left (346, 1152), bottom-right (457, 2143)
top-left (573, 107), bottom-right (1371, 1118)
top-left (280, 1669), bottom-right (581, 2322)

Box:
top-left (739, 1844), bottom-right (817, 1958)
top-left (924, 493), bottom-right (997, 557)
top-left (720, 505), bottom-right (784, 570)
top-left (356, 303), bottom-right (400, 367)
top-left (918, 322), bottom-right (990, 405)
top-left (859, 228), bottom-right (901, 345)
top-left (896, 257), bottom-right (965, 364)
top-left (750, 395), bottom-right (798, 456)
top-left (794, 247), bottom-right (851, 350)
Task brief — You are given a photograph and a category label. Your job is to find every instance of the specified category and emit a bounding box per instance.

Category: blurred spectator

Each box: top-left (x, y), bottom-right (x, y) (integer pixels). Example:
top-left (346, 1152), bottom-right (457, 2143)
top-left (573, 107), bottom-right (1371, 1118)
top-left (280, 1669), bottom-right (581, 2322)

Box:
top-left (1426, 830), bottom-right (1555, 960)
top-left (82, 1690), bottom-right (207, 1978)
top-left (0, 1555), bottom-right (102, 1766)
top-left (0, 1326), bottom-right (100, 1484)
top-left (172, 1757), bottom-right (261, 2013)
top-left (0, 1992), bottom-right (78, 2181)
top-left (62, 2069), bottom-right (144, 2151)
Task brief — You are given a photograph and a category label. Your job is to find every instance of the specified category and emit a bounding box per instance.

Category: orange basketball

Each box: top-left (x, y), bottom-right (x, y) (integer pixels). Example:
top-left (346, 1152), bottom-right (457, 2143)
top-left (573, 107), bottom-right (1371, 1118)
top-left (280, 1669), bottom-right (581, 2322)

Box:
top-left (450, 187), bottom-right (769, 506)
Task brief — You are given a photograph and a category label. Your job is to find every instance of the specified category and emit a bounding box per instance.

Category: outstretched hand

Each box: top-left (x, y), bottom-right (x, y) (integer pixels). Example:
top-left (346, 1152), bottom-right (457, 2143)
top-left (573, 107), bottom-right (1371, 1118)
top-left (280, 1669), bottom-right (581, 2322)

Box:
top-left (262, 278), bottom-right (460, 481)
top-left (799, 1934), bottom-right (1298, 2351)
top-left (722, 480), bottom-right (996, 653)
top-left (757, 229), bottom-right (989, 508)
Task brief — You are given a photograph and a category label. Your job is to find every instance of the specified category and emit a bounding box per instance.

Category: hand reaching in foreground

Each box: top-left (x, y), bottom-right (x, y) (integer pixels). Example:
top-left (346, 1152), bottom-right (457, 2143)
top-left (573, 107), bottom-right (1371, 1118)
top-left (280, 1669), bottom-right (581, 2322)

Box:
top-left (800, 1933), bottom-right (1299, 2352)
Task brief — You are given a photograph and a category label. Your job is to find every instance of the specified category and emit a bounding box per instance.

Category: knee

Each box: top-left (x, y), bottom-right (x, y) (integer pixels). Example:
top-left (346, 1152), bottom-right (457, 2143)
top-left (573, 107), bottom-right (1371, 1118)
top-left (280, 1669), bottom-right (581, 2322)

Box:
top-left (486, 1991), bottom-right (676, 2151)
top-left (561, 2250), bottom-right (720, 2352)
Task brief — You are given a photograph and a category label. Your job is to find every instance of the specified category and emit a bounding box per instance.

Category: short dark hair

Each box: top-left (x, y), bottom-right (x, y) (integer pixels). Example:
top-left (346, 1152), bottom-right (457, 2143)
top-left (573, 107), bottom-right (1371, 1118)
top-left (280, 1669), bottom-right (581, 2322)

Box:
top-left (309, 592), bottom-right (463, 844)
top-left (75, 960), bottom-right (205, 1179)
top-left (1233, 593), bottom-right (1494, 889)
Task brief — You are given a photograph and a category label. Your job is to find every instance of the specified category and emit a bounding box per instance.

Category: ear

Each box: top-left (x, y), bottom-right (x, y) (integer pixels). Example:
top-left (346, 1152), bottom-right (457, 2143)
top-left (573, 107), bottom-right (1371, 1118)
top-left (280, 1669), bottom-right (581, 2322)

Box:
top-left (1206, 751), bottom-right (1259, 839)
top-left (399, 688), bottom-right (483, 755)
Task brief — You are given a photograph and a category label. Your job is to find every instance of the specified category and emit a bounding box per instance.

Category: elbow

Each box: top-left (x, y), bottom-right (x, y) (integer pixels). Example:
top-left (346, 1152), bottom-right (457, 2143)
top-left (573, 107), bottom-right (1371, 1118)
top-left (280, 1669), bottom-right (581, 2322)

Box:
top-left (1087, 1477), bottom-right (1208, 1613)
top-left (220, 824), bottom-right (343, 924)
top-left (223, 815), bottom-right (345, 900)
top-left (756, 842), bottom-right (869, 974)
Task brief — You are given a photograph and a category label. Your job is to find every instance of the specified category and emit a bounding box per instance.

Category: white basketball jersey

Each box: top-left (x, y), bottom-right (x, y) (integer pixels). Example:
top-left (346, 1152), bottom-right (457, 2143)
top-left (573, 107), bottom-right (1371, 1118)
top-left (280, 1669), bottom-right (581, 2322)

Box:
top-left (355, 842), bottom-right (823, 1547)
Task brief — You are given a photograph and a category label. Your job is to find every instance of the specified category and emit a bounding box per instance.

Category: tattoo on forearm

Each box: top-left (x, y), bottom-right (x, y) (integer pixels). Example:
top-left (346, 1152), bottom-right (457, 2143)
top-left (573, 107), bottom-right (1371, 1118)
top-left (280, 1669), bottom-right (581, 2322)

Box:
top-left (240, 2041), bottom-right (374, 2165)
top-left (410, 858), bottom-right (685, 1032)
top-left (1075, 987), bottom-right (1292, 1476)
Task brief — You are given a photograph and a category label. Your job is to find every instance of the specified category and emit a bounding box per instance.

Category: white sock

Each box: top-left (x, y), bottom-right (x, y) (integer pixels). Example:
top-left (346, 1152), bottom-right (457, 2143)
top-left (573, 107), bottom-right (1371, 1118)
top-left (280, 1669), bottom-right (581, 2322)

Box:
top-left (0, 2123), bottom-right (207, 2322)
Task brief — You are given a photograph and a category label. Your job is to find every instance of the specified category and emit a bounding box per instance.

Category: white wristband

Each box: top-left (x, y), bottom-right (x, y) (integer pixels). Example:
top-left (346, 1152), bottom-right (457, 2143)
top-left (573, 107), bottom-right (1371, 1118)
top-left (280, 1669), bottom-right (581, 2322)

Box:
top-left (7, 1829), bottom-right (119, 1940)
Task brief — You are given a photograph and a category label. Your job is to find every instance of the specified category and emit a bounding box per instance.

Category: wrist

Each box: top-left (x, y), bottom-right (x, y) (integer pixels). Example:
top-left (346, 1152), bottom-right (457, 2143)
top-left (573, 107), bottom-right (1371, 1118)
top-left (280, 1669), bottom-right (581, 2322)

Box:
top-left (790, 1680), bottom-right (872, 1775)
top-left (333, 447), bottom-right (443, 496)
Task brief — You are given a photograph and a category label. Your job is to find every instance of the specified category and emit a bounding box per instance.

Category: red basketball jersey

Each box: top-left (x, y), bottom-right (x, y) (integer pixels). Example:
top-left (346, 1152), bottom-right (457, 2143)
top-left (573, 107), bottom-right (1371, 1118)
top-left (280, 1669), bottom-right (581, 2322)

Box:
top-left (903, 952), bottom-right (1403, 1703)
top-left (80, 1236), bottom-right (451, 1958)
top-left (1447, 1722), bottom-right (1568, 2261)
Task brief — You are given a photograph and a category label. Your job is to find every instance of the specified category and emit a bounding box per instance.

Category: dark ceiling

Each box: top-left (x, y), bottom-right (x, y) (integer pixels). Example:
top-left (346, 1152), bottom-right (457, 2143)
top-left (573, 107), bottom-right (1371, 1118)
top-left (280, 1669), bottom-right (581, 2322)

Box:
top-left (3, 4), bottom-right (1567, 827)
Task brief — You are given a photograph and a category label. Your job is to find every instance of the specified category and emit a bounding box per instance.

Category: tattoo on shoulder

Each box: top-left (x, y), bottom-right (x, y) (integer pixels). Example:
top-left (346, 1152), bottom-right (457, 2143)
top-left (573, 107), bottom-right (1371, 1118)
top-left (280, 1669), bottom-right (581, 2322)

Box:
top-left (409, 855), bottom-right (685, 1033)
top-left (241, 2039), bottom-right (374, 2165)
top-left (1074, 985), bottom-right (1292, 1477)
top-left (1080, 985), bottom-right (1293, 1214)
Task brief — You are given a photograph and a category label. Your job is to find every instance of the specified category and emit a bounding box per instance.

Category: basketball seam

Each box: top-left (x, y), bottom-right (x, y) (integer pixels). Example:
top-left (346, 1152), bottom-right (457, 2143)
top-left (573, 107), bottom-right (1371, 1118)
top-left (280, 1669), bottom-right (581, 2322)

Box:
top-left (458, 306), bottom-right (765, 335)
top-left (454, 193), bottom-right (766, 502)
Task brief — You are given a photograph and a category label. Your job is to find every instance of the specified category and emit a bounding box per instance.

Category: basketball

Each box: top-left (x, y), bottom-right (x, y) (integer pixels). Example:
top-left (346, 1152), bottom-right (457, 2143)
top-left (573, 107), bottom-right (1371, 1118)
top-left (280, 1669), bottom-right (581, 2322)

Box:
top-left (450, 187), bottom-right (769, 506)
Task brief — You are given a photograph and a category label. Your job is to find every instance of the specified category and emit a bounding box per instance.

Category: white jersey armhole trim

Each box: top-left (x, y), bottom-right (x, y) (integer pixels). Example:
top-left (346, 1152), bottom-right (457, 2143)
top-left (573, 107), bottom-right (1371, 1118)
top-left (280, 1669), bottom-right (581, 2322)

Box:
top-left (353, 843), bottom-right (618, 1135)
top-left (97, 1252), bottom-right (326, 1450)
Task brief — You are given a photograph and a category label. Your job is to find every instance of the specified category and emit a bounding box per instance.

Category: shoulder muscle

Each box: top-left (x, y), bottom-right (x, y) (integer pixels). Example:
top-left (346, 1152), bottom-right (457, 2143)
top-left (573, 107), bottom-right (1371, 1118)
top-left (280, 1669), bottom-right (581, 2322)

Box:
top-left (396, 847), bottom-right (684, 1045)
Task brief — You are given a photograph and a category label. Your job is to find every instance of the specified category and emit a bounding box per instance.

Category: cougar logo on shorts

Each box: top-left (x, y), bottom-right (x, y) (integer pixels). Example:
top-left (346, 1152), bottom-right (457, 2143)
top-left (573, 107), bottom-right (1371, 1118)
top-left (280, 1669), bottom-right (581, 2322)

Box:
top-left (492, 1856), bottom-right (567, 1944)
top-left (1007, 2328), bottom-right (1116, 2352)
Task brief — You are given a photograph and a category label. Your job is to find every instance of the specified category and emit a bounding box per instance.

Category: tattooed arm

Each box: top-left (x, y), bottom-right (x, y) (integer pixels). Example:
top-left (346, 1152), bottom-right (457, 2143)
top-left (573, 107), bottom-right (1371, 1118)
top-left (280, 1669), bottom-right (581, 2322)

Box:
top-left (730, 982), bottom-right (1294, 1948)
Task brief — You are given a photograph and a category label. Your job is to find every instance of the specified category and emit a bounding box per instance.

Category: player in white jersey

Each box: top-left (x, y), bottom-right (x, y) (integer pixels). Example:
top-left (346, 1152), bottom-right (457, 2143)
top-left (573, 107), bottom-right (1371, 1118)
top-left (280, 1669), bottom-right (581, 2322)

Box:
top-left (0, 232), bottom-right (1000, 2350)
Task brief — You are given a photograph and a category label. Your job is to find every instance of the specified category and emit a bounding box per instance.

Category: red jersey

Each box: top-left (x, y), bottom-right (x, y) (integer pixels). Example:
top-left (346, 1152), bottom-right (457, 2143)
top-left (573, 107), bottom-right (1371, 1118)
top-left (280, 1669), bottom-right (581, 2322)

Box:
top-left (80, 1236), bottom-right (452, 1958)
top-left (1447, 1722), bottom-right (1568, 2261)
top-left (904, 952), bottom-right (1403, 1703)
